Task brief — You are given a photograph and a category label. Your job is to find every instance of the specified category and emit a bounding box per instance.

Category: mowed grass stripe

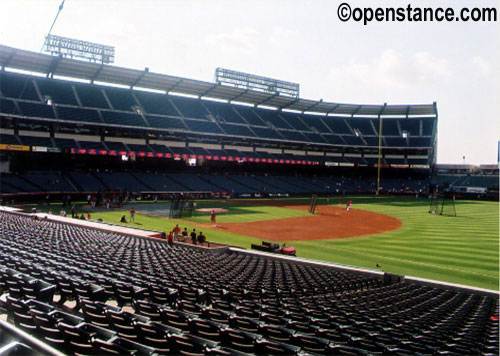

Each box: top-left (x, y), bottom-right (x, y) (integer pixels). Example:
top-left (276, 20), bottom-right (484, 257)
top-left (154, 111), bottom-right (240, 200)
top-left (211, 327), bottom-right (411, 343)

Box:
top-left (354, 241), bottom-right (498, 261)
top-left (339, 245), bottom-right (498, 271)
top-left (331, 246), bottom-right (498, 278)
top-left (30, 197), bottom-right (499, 290)
top-left (296, 237), bottom-right (498, 272)
top-left (362, 241), bottom-right (498, 258)
top-left (293, 197), bottom-right (498, 289)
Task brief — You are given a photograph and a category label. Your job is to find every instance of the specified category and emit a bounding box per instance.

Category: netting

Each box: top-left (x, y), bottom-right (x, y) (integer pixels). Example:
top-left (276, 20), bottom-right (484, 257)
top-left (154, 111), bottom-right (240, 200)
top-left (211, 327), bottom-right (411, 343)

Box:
top-left (428, 193), bottom-right (456, 217)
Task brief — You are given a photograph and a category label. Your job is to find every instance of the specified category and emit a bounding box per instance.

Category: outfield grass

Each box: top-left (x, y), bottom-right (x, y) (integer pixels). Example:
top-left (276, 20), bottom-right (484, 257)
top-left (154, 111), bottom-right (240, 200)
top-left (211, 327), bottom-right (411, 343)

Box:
top-left (30, 196), bottom-right (499, 291)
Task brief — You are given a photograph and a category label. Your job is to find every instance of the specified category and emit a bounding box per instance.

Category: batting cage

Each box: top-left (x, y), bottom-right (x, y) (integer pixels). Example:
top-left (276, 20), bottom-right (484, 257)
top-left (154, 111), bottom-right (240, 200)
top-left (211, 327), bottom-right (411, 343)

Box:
top-left (428, 192), bottom-right (457, 217)
top-left (169, 197), bottom-right (195, 219)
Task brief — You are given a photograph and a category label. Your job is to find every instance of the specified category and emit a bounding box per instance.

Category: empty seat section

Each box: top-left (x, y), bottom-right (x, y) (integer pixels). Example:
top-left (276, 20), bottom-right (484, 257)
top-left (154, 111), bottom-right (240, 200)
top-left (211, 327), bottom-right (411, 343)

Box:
top-left (257, 109), bottom-right (290, 129)
top-left (0, 175), bottom-right (40, 192)
top-left (234, 106), bottom-right (266, 126)
top-left (275, 176), bottom-right (316, 193)
top-left (422, 118), bottom-right (435, 135)
top-left (184, 119), bottom-right (223, 134)
top-left (74, 84), bottom-right (109, 109)
top-left (278, 130), bottom-right (307, 142)
top-left (220, 175), bottom-right (271, 192)
top-left (133, 172), bottom-right (188, 191)
top-left (349, 118), bottom-right (376, 135)
top-left (341, 135), bottom-right (364, 145)
top-left (104, 88), bottom-right (136, 111)
top-left (280, 112), bottom-right (309, 131)
top-left (0, 98), bottom-right (19, 114)
top-left (260, 176), bottom-right (308, 194)
top-left (295, 176), bottom-right (329, 191)
top-left (1, 134), bottom-right (21, 144)
top-left (0, 72), bottom-right (40, 100)
top-left (250, 176), bottom-right (288, 193)
top-left (170, 96), bottom-right (209, 119)
top-left (37, 78), bottom-right (78, 105)
top-left (301, 132), bottom-right (327, 144)
top-left (101, 111), bottom-right (144, 127)
top-left (135, 91), bottom-right (179, 116)
top-left (200, 174), bottom-right (258, 194)
top-left (384, 137), bottom-right (407, 147)
top-left (379, 119), bottom-right (399, 136)
top-left (0, 200), bottom-right (496, 356)
top-left (203, 101), bottom-right (245, 124)
top-left (302, 114), bottom-right (330, 133)
top-left (409, 137), bottom-right (432, 147)
top-left (18, 102), bottom-right (55, 119)
top-left (323, 117), bottom-right (351, 134)
top-left (363, 136), bottom-right (380, 146)
top-left (57, 106), bottom-right (102, 123)
top-left (322, 134), bottom-right (344, 145)
top-left (166, 173), bottom-right (219, 191)
top-left (68, 171), bottom-right (106, 191)
top-left (146, 114), bottom-right (186, 129)
top-left (399, 118), bottom-right (420, 136)
top-left (0, 182), bottom-right (18, 193)
top-left (251, 127), bottom-right (281, 140)
top-left (95, 172), bottom-right (149, 191)
top-left (22, 172), bottom-right (75, 192)
top-left (220, 123), bottom-right (255, 138)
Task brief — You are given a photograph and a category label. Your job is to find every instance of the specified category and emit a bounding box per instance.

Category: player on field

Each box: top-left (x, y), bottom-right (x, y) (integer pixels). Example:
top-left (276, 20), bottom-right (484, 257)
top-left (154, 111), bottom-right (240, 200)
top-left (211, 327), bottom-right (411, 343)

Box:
top-left (211, 210), bottom-right (216, 226)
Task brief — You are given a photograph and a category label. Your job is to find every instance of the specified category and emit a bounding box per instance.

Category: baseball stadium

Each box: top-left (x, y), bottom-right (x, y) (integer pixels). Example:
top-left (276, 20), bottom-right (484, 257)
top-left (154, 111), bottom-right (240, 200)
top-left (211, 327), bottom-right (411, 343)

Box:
top-left (0, 13), bottom-right (499, 355)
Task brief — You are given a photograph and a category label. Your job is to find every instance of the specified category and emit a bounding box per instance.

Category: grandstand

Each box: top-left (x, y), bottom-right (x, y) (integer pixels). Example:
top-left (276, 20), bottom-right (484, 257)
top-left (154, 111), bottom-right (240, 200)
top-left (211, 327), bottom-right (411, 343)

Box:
top-left (0, 44), bottom-right (439, 199)
top-left (0, 44), bottom-right (498, 355)
top-left (0, 209), bottom-right (497, 355)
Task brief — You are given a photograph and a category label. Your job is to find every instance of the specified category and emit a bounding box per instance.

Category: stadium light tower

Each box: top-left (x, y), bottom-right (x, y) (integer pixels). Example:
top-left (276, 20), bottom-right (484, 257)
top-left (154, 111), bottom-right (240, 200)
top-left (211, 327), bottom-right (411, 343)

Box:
top-left (215, 68), bottom-right (299, 98)
top-left (43, 34), bottom-right (115, 64)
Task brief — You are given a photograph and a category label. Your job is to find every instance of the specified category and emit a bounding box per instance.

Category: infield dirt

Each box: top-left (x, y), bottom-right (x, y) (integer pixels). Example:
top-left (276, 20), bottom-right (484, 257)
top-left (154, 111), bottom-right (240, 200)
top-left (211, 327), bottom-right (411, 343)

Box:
top-left (195, 203), bottom-right (402, 241)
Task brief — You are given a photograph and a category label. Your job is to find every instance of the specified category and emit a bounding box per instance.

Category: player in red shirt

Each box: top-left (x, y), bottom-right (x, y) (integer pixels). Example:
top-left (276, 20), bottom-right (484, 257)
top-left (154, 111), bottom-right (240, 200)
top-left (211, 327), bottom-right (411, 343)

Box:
top-left (130, 207), bottom-right (136, 223)
top-left (173, 224), bottom-right (181, 240)
top-left (211, 210), bottom-right (216, 226)
top-left (167, 231), bottom-right (174, 245)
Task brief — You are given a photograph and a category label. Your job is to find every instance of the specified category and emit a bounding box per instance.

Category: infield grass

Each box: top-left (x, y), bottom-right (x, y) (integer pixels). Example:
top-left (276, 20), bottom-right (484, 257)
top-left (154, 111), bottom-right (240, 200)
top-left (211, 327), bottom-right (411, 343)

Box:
top-left (31, 196), bottom-right (499, 291)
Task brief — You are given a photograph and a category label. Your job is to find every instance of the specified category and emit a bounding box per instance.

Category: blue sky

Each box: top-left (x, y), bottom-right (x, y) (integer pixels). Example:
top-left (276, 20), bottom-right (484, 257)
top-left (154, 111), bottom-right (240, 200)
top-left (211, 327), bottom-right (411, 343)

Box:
top-left (1, 0), bottom-right (498, 164)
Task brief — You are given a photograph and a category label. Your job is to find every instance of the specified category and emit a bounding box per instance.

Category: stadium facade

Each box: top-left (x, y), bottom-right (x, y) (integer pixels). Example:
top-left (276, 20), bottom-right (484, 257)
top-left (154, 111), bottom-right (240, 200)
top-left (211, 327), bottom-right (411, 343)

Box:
top-left (0, 44), bottom-right (446, 199)
top-left (0, 45), bottom-right (498, 355)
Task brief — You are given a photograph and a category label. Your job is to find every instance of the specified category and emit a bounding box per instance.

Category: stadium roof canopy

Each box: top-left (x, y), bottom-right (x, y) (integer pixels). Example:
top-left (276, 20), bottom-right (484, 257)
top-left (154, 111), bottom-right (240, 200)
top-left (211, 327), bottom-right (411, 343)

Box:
top-left (0, 45), bottom-right (437, 117)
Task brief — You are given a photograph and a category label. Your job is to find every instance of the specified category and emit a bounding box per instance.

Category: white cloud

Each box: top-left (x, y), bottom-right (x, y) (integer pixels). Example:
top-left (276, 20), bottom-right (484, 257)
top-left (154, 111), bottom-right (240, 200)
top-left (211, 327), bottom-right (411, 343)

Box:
top-left (206, 27), bottom-right (259, 54)
top-left (413, 52), bottom-right (452, 82)
top-left (268, 26), bottom-right (298, 46)
top-left (472, 56), bottom-right (491, 75)
top-left (329, 49), bottom-right (411, 90)
top-left (329, 49), bottom-right (453, 91)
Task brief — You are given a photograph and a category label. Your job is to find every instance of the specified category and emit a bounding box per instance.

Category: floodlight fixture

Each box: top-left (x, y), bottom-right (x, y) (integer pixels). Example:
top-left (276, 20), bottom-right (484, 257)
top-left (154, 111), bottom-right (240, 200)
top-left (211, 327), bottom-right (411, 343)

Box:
top-left (215, 68), bottom-right (299, 98)
top-left (43, 34), bottom-right (115, 64)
